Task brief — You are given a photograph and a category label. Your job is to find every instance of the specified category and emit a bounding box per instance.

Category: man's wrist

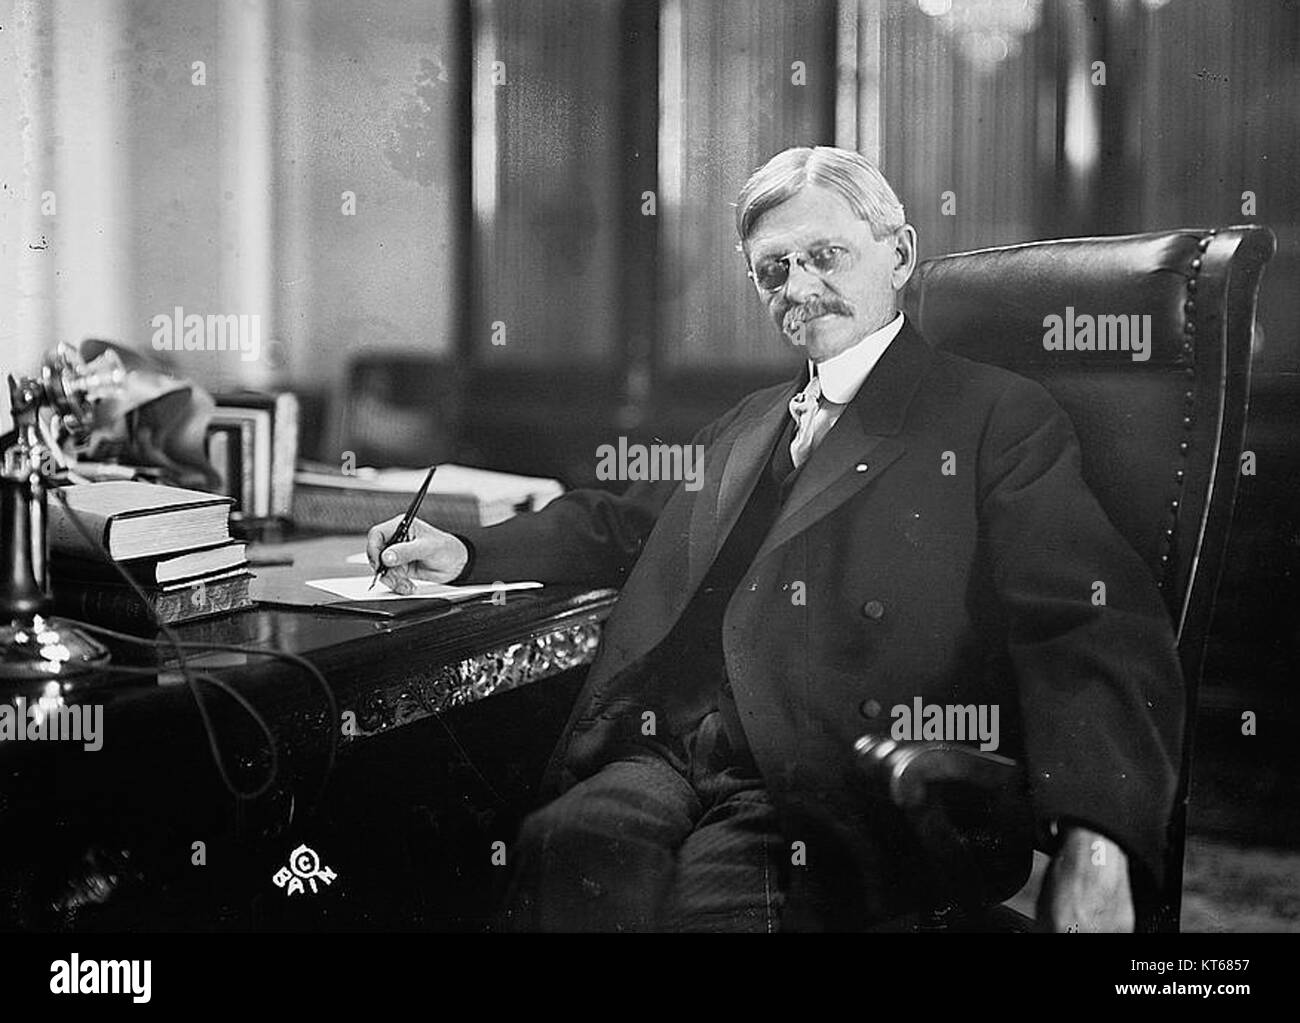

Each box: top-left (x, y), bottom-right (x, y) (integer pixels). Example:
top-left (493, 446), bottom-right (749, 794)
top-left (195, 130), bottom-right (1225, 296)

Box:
top-left (448, 533), bottom-right (476, 584)
top-left (1044, 819), bottom-right (1129, 865)
top-left (1041, 817), bottom-right (1113, 855)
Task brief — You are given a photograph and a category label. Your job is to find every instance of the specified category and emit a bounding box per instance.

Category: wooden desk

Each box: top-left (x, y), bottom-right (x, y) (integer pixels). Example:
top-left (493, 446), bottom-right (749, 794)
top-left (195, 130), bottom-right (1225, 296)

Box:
top-left (0, 583), bottom-right (617, 931)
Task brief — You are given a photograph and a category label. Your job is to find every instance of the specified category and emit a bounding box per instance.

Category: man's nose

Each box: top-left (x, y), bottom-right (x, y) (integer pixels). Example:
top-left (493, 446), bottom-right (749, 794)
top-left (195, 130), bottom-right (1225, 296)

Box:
top-left (783, 257), bottom-right (823, 302)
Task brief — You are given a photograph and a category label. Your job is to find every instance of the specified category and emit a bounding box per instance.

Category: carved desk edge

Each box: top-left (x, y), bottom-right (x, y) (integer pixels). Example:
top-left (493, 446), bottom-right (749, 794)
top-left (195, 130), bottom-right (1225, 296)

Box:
top-left (338, 587), bottom-right (618, 745)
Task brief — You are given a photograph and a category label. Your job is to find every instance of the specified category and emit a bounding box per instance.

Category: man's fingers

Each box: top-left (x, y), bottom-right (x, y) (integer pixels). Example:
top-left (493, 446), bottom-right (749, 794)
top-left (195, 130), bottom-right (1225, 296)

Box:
top-left (380, 537), bottom-right (434, 568)
top-left (365, 524), bottom-right (390, 570)
top-left (378, 564), bottom-right (414, 595)
top-left (366, 516), bottom-right (408, 569)
top-left (367, 517), bottom-right (462, 584)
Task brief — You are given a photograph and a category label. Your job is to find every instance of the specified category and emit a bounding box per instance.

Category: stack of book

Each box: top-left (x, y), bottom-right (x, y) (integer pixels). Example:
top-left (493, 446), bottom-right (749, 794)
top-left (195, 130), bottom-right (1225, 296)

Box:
top-left (47, 481), bottom-right (251, 629)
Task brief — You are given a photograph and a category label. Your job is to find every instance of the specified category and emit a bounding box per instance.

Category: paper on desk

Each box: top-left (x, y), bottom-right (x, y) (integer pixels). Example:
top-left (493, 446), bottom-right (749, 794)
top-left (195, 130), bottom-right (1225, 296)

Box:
top-left (305, 576), bottom-right (542, 602)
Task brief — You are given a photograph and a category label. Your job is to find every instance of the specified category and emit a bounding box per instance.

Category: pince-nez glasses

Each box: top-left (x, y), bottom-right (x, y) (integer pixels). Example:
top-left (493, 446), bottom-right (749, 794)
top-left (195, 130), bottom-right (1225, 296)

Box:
top-left (747, 244), bottom-right (855, 293)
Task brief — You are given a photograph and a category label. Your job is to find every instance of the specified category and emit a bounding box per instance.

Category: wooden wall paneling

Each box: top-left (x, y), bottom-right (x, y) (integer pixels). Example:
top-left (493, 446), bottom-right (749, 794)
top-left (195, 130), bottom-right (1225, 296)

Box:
top-left (1133, 0), bottom-right (1299, 372)
top-left (658, 0), bottom-right (838, 372)
top-left (474, 0), bottom-right (625, 367)
top-left (878, 1), bottom-right (1048, 260)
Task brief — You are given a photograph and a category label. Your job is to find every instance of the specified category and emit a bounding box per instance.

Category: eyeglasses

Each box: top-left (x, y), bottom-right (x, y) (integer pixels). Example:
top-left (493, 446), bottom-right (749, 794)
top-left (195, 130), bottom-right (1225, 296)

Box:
top-left (747, 244), bottom-right (855, 293)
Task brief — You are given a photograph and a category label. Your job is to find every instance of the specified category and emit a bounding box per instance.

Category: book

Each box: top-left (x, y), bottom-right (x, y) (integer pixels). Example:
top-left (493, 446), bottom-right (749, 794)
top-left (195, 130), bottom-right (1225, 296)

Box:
top-left (206, 428), bottom-right (231, 494)
top-left (206, 421), bottom-right (249, 514)
top-left (291, 463), bottom-right (564, 533)
top-left (211, 392), bottom-right (300, 519)
top-left (52, 541), bottom-right (248, 587)
top-left (47, 482), bottom-right (234, 562)
top-left (52, 571), bottom-right (254, 629)
top-left (208, 409), bottom-right (271, 517)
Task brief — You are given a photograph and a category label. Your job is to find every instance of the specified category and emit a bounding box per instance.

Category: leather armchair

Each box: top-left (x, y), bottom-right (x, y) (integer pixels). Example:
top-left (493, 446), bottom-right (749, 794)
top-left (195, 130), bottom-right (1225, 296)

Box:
top-left (857, 225), bottom-right (1277, 932)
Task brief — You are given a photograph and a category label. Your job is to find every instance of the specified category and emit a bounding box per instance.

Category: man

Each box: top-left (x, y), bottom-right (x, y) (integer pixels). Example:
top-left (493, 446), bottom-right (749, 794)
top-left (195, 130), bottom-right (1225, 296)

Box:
top-left (368, 146), bottom-right (1183, 932)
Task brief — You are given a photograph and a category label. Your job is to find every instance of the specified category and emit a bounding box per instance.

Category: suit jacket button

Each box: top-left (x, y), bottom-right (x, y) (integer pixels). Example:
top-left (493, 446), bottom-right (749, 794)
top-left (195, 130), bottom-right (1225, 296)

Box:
top-left (861, 599), bottom-right (885, 620)
top-left (860, 698), bottom-right (882, 719)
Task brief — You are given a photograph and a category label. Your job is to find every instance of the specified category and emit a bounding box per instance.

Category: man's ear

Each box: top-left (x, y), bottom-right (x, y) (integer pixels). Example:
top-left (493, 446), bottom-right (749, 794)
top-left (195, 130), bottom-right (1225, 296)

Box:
top-left (891, 224), bottom-right (918, 291)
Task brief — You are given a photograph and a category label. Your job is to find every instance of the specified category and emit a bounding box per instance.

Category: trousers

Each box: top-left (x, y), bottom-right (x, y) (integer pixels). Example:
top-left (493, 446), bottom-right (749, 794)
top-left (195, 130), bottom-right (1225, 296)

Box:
top-left (501, 708), bottom-right (787, 932)
top-left (500, 417), bottom-right (804, 932)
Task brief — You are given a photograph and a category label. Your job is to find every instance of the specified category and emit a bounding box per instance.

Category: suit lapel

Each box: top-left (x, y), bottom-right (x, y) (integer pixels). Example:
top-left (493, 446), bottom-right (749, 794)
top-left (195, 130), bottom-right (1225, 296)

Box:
top-left (688, 373), bottom-right (802, 585)
top-left (756, 320), bottom-right (935, 561)
top-left (684, 319), bottom-right (934, 589)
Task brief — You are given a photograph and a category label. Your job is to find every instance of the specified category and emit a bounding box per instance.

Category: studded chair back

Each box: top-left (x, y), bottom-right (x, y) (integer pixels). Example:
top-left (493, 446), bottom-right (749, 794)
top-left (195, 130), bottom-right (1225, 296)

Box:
top-left (902, 225), bottom-right (1276, 928)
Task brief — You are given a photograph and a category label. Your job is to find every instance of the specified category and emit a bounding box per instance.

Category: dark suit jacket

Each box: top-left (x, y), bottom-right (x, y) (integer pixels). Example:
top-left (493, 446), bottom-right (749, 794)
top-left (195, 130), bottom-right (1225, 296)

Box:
top-left (458, 320), bottom-right (1184, 926)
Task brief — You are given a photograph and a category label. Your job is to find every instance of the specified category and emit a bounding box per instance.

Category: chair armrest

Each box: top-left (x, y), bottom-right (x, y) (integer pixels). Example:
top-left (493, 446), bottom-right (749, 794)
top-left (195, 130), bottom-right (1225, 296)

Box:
top-left (854, 735), bottom-right (1022, 807)
top-left (853, 736), bottom-right (1036, 910)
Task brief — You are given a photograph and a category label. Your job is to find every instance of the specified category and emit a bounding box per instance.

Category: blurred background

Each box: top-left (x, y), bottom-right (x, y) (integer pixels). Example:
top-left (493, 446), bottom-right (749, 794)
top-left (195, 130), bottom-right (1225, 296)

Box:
top-left (1, 0), bottom-right (1297, 928)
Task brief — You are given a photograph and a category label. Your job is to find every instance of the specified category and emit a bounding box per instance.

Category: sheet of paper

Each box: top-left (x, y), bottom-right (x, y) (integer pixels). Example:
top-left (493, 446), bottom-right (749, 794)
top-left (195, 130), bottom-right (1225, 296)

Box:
top-left (305, 576), bottom-right (543, 602)
top-left (345, 552), bottom-right (369, 565)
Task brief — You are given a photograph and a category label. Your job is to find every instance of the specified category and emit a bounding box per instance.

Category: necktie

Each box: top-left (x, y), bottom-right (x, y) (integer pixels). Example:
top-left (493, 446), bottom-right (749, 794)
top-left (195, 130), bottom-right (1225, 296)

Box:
top-left (788, 374), bottom-right (823, 470)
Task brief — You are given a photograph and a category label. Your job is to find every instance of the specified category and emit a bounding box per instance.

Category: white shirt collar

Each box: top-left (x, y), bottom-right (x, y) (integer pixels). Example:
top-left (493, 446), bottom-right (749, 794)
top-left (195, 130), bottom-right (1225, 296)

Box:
top-left (809, 312), bottom-right (905, 404)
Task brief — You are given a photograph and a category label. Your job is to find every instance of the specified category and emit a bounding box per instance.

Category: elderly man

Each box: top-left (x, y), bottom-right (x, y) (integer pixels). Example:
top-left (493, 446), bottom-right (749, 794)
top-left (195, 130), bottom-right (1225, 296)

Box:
top-left (369, 146), bottom-right (1183, 932)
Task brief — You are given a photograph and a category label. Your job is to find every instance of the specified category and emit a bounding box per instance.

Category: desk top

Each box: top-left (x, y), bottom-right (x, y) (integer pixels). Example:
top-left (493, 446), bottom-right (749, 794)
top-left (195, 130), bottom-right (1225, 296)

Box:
top-left (0, 551), bottom-right (618, 932)
top-left (1, 563), bottom-right (617, 784)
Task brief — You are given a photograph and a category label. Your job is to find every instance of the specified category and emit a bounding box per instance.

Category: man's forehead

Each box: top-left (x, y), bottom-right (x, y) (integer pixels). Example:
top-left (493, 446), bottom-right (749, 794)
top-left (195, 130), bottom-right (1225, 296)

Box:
top-left (745, 185), bottom-right (866, 254)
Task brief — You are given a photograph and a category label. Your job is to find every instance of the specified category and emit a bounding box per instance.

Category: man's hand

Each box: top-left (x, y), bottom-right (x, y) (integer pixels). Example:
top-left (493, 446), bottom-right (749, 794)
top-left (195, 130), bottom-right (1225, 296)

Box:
top-left (1037, 825), bottom-right (1135, 932)
top-left (365, 515), bottom-right (470, 595)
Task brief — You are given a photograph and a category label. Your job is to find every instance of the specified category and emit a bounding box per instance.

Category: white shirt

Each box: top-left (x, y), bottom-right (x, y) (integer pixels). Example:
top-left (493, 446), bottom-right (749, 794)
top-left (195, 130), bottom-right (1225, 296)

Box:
top-left (799, 312), bottom-right (906, 444)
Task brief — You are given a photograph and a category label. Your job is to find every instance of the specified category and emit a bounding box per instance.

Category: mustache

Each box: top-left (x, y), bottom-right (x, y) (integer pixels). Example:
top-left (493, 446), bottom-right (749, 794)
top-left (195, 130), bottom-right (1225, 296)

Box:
top-left (780, 297), bottom-right (855, 333)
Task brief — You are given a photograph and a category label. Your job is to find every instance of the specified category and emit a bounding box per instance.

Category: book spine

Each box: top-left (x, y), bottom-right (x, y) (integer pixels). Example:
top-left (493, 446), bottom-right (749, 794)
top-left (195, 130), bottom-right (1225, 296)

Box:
top-left (53, 577), bottom-right (253, 629)
top-left (271, 393), bottom-right (299, 518)
top-left (50, 557), bottom-right (158, 587)
top-left (53, 585), bottom-right (160, 630)
top-left (46, 500), bottom-right (114, 561)
top-left (290, 485), bottom-right (483, 533)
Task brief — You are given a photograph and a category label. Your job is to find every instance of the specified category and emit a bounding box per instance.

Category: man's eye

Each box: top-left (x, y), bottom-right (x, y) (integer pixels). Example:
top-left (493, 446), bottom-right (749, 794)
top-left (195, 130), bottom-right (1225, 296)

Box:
top-left (810, 246), bottom-right (850, 272)
top-left (754, 261), bottom-right (787, 287)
